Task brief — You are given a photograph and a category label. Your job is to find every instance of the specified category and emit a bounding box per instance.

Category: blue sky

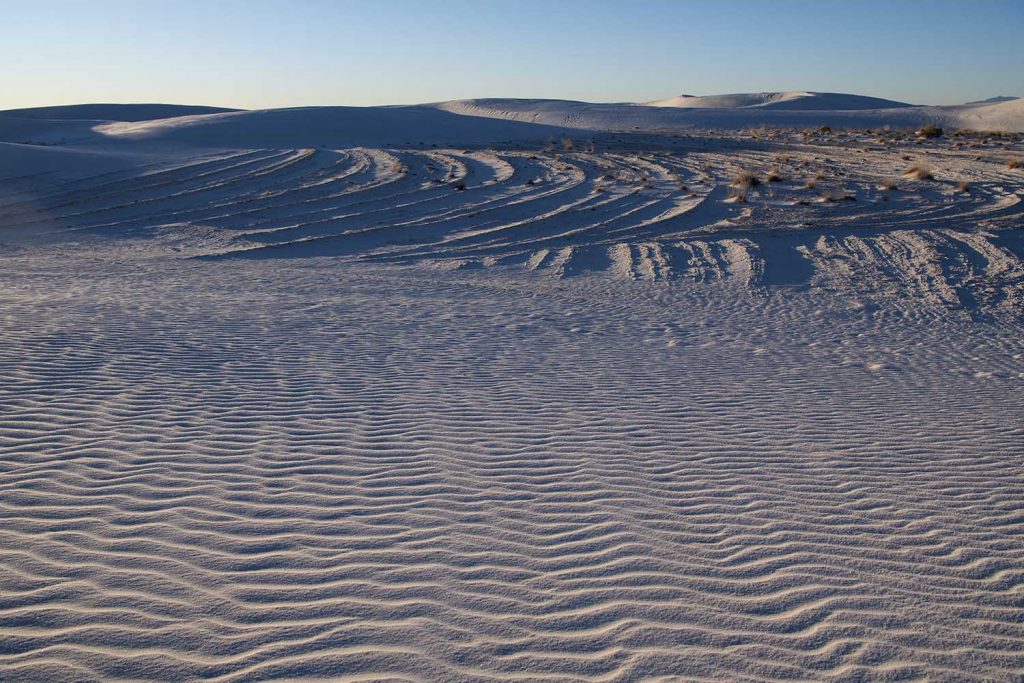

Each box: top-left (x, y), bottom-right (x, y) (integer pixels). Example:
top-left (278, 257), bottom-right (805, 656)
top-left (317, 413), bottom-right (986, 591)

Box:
top-left (2, 0), bottom-right (1021, 109)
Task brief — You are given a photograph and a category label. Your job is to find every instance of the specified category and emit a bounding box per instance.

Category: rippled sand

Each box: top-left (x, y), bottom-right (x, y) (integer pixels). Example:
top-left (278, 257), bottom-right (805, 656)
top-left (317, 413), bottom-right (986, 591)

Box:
top-left (1, 130), bottom-right (1023, 681)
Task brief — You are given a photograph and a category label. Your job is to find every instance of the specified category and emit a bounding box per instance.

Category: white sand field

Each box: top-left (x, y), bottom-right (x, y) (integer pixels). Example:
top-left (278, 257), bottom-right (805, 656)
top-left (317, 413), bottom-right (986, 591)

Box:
top-left (0, 99), bottom-right (1023, 681)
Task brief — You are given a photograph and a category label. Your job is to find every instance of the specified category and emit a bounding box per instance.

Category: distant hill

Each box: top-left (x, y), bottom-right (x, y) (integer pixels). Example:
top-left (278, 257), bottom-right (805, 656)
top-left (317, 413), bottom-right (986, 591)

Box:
top-left (0, 103), bottom-right (237, 122)
top-left (643, 91), bottom-right (915, 110)
top-left (94, 106), bottom-right (574, 148)
top-left (964, 96), bottom-right (1019, 105)
top-left (437, 94), bottom-right (1024, 133)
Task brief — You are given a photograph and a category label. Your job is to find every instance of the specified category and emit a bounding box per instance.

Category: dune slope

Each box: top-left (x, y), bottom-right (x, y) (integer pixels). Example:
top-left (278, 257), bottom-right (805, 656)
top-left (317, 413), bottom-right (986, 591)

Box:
top-left (0, 110), bottom-right (1022, 682)
top-left (644, 91), bottom-right (914, 110)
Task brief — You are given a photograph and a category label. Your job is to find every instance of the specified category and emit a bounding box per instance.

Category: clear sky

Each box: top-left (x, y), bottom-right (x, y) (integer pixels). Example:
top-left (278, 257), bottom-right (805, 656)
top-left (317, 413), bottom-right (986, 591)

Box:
top-left (2, 0), bottom-right (1021, 110)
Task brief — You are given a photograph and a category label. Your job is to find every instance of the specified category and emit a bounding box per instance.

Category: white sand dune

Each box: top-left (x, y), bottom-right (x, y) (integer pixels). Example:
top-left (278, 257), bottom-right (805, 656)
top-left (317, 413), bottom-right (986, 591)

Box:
top-left (643, 91), bottom-right (914, 110)
top-left (0, 105), bottom-right (1023, 681)
top-left (437, 96), bottom-right (1024, 133)
top-left (5, 127), bottom-right (1022, 316)
top-left (95, 106), bottom-right (575, 148)
top-left (0, 103), bottom-right (237, 122)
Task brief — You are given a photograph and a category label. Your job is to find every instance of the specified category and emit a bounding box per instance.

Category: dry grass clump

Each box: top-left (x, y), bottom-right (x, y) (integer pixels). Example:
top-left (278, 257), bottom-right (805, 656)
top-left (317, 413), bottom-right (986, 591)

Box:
top-left (1007, 159), bottom-right (1023, 170)
top-left (821, 192), bottom-right (856, 203)
top-left (957, 181), bottom-right (971, 193)
top-left (878, 179), bottom-right (899, 191)
top-left (727, 187), bottom-right (749, 203)
top-left (804, 172), bottom-right (826, 190)
top-left (731, 171), bottom-right (761, 189)
top-left (765, 169), bottom-right (783, 183)
top-left (916, 124), bottom-right (943, 139)
top-left (903, 165), bottom-right (935, 181)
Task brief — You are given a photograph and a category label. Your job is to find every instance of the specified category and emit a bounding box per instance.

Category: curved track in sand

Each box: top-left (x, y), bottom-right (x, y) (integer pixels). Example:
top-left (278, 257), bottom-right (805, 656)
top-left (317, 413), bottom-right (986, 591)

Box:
top-left (0, 138), bottom-right (1021, 317)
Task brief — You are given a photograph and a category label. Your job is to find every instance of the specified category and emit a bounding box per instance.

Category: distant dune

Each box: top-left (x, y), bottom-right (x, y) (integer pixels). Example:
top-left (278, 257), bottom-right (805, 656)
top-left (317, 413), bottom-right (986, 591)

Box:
top-left (0, 103), bottom-right (237, 122)
top-left (436, 94), bottom-right (1024, 133)
top-left (95, 106), bottom-right (574, 148)
top-left (964, 95), bottom-right (1020, 105)
top-left (643, 91), bottom-right (914, 110)
top-left (3, 92), bottom-right (1022, 154)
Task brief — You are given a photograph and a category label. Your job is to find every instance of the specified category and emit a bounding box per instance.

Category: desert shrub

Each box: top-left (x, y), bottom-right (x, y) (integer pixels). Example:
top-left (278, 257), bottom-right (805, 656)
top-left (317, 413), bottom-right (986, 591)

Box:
top-left (819, 125), bottom-right (832, 134)
top-left (1007, 159), bottom-right (1023, 170)
top-left (727, 187), bottom-right (748, 203)
top-left (957, 181), bottom-right (971, 193)
top-left (878, 180), bottom-right (899, 191)
top-left (903, 165), bottom-right (935, 181)
top-left (731, 171), bottom-right (761, 189)
top-left (916, 124), bottom-right (943, 139)
top-left (766, 169), bottom-right (783, 183)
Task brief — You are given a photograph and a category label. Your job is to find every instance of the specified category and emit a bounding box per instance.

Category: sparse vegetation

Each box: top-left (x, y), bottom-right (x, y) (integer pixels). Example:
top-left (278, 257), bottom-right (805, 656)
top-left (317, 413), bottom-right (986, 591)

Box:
top-left (727, 187), bottom-right (748, 203)
top-left (957, 181), bottom-right (971, 193)
top-left (731, 171), bottom-right (761, 189)
top-left (903, 165), bottom-right (935, 181)
top-left (915, 124), bottom-right (943, 139)
top-left (766, 169), bottom-right (783, 183)
top-left (821, 192), bottom-right (856, 203)
top-left (878, 180), bottom-right (899, 191)
top-left (1007, 159), bottom-right (1023, 170)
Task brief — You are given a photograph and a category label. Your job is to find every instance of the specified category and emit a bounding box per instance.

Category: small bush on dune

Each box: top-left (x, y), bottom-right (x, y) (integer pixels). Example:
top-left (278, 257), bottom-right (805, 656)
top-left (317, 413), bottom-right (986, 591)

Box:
top-left (731, 171), bottom-right (761, 189)
top-left (878, 180), bottom-right (899, 191)
top-left (957, 181), bottom-right (971, 193)
top-left (1007, 159), bottom-right (1023, 170)
top-left (804, 173), bottom-right (825, 190)
top-left (916, 124), bottom-right (943, 139)
top-left (766, 169), bottom-right (783, 183)
top-left (821, 192), bottom-right (856, 203)
top-left (727, 187), bottom-right (748, 203)
top-left (903, 165), bottom-right (935, 181)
